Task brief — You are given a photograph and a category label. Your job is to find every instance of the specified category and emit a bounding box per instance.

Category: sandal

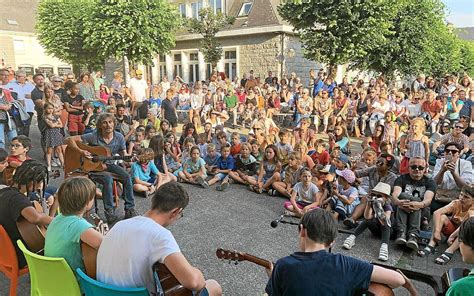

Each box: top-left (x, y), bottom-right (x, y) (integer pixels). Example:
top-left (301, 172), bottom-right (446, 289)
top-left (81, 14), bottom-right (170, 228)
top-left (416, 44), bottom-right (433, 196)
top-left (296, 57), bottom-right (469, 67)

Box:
top-left (435, 252), bottom-right (453, 265)
top-left (417, 244), bottom-right (436, 257)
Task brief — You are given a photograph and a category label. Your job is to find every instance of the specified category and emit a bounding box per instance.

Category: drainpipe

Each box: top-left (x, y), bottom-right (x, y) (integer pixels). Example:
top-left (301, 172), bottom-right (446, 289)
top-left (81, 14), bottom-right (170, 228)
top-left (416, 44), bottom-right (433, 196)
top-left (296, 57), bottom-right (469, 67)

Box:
top-left (280, 32), bottom-right (285, 79)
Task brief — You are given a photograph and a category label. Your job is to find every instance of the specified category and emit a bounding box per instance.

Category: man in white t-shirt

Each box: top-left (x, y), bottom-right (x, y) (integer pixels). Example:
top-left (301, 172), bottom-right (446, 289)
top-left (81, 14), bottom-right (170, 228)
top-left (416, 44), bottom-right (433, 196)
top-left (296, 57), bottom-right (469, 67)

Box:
top-left (96, 181), bottom-right (221, 296)
top-left (5, 70), bottom-right (35, 136)
top-left (127, 69), bottom-right (148, 119)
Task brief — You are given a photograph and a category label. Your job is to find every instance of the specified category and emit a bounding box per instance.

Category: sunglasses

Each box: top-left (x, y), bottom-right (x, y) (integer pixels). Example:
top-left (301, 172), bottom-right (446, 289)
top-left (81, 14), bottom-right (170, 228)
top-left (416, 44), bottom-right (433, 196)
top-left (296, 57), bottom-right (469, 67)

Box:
top-left (445, 149), bottom-right (459, 154)
top-left (372, 194), bottom-right (385, 199)
top-left (454, 125), bottom-right (464, 129)
top-left (409, 165), bottom-right (425, 171)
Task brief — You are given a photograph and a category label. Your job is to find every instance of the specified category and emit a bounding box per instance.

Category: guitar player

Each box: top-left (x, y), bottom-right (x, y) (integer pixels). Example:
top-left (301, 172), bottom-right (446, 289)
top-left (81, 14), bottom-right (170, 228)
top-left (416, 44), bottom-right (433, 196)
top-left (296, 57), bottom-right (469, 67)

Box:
top-left (0, 160), bottom-right (54, 268)
top-left (264, 209), bottom-right (418, 296)
top-left (66, 112), bottom-right (137, 224)
top-left (96, 181), bottom-right (222, 296)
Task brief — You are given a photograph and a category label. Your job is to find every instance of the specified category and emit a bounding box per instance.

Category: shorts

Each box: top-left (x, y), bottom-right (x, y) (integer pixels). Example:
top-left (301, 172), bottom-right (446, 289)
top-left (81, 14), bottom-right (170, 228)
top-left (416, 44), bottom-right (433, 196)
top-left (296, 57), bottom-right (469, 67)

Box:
top-left (215, 173), bottom-right (228, 181)
top-left (329, 196), bottom-right (358, 220)
top-left (284, 200), bottom-right (318, 210)
top-left (68, 114), bottom-right (85, 133)
top-left (167, 118), bottom-right (178, 128)
top-left (441, 219), bottom-right (458, 237)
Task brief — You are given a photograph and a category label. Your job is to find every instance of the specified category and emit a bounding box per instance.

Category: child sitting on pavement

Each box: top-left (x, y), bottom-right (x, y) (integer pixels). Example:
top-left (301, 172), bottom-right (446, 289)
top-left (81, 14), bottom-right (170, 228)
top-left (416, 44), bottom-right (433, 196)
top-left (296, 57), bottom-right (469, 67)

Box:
top-left (325, 169), bottom-right (359, 220)
top-left (204, 143), bottom-right (220, 175)
top-left (205, 143), bottom-right (235, 191)
top-left (343, 182), bottom-right (394, 262)
top-left (131, 148), bottom-right (159, 197)
top-left (284, 168), bottom-right (320, 217)
top-left (270, 152), bottom-right (304, 198)
top-left (178, 146), bottom-right (208, 187)
top-left (228, 142), bottom-right (257, 186)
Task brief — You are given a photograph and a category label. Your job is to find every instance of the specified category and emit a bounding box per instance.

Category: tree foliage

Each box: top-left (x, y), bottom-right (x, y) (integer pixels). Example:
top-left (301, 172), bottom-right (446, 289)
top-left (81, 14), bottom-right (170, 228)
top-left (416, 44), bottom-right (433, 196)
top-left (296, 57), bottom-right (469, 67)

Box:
top-left (36, 0), bottom-right (102, 70)
top-left (459, 40), bottom-right (474, 77)
top-left (278, 0), bottom-right (397, 72)
top-left (187, 7), bottom-right (235, 69)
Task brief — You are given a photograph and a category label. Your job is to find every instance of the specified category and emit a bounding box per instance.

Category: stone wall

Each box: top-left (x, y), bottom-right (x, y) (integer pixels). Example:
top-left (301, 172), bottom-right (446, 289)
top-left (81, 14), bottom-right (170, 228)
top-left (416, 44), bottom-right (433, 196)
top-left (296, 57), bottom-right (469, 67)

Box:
top-left (285, 35), bottom-right (321, 87)
top-left (0, 35), bottom-right (16, 68)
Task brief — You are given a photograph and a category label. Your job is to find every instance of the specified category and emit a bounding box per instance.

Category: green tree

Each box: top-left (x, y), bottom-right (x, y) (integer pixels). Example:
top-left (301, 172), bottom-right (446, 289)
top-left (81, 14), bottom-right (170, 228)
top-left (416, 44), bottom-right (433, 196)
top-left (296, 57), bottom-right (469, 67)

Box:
top-left (187, 7), bottom-right (235, 71)
top-left (84, 0), bottom-right (181, 65)
top-left (278, 0), bottom-right (397, 76)
top-left (459, 40), bottom-right (474, 77)
top-left (36, 0), bottom-right (103, 71)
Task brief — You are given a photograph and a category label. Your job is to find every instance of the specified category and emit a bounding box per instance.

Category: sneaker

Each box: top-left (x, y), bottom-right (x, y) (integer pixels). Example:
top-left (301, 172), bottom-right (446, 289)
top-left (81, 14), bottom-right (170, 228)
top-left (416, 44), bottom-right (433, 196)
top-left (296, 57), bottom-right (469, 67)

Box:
top-left (267, 189), bottom-right (276, 196)
top-left (378, 243), bottom-right (389, 261)
top-left (105, 208), bottom-right (119, 225)
top-left (124, 208), bottom-right (138, 219)
top-left (283, 210), bottom-right (297, 217)
top-left (196, 176), bottom-right (209, 188)
top-left (220, 181), bottom-right (229, 191)
top-left (52, 158), bottom-right (61, 167)
top-left (406, 234), bottom-right (419, 250)
top-left (395, 232), bottom-right (407, 245)
top-left (343, 218), bottom-right (357, 229)
top-left (343, 235), bottom-right (356, 250)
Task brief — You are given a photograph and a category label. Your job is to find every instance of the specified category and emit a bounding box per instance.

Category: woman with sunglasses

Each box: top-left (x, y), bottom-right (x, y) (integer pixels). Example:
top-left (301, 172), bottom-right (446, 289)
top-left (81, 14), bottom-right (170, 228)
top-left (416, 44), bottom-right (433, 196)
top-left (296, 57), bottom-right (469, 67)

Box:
top-left (432, 122), bottom-right (470, 157)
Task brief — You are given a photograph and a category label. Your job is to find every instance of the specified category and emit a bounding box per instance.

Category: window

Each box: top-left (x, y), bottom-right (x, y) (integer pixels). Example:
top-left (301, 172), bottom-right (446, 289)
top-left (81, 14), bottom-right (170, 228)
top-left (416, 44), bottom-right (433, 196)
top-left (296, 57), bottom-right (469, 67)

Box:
top-left (18, 65), bottom-right (34, 76)
top-left (238, 3), bottom-right (252, 17)
top-left (173, 53), bottom-right (182, 78)
top-left (158, 55), bottom-right (167, 80)
top-left (191, 1), bottom-right (203, 19)
top-left (38, 66), bottom-right (54, 76)
top-left (189, 53), bottom-right (199, 83)
top-left (7, 19), bottom-right (18, 25)
top-left (179, 4), bottom-right (186, 18)
top-left (210, 0), bottom-right (222, 13)
top-left (58, 67), bottom-right (72, 76)
top-left (174, 54), bottom-right (181, 62)
top-left (223, 50), bottom-right (237, 80)
top-left (206, 64), bottom-right (212, 80)
top-left (13, 39), bottom-right (25, 54)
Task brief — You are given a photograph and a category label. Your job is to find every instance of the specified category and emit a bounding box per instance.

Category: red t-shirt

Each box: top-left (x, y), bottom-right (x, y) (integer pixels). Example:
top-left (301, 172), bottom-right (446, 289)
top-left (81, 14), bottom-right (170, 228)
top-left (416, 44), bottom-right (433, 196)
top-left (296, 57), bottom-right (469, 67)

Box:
top-left (230, 143), bottom-right (241, 156)
top-left (422, 100), bottom-right (443, 117)
top-left (310, 150), bottom-right (330, 165)
top-left (7, 155), bottom-right (32, 165)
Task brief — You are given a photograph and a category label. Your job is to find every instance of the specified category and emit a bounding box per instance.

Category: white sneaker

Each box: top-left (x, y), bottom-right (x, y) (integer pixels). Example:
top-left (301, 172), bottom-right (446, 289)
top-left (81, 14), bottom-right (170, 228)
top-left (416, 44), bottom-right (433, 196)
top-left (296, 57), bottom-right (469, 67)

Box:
top-left (378, 243), bottom-right (389, 261)
top-left (283, 210), bottom-right (297, 217)
top-left (343, 235), bottom-right (356, 250)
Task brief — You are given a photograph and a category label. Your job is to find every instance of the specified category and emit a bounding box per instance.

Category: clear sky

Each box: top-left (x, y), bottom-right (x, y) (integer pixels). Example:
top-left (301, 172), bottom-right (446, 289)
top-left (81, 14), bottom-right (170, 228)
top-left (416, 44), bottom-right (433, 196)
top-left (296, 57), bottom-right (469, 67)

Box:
top-left (442, 0), bottom-right (474, 27)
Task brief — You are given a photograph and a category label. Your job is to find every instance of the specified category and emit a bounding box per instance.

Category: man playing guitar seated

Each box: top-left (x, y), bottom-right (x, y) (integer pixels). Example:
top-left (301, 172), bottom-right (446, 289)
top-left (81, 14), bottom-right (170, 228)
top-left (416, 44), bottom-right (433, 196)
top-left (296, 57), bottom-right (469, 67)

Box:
top-left (96, 181), bottom-right (222, 296)
top-left (265, 209), bottom-right (417, 296)
top-left (0, 160), bottom-right (54, 268)
top-left (66, 112), bottom-right (137, 224)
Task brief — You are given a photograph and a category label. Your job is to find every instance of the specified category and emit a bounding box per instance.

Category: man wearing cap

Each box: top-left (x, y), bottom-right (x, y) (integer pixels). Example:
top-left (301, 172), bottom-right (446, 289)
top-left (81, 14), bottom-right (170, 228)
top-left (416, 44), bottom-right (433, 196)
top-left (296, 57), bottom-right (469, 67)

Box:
top-left (343, 182), bottom-right (394, 261)
top-left (391, 157), bottom-right (436, 250)
top-left (5, 70), bottom-right (35, 136)
top-left (128, 69), bottom-right (148, 119)
top-left (344, 154), bottom-right (398, 228)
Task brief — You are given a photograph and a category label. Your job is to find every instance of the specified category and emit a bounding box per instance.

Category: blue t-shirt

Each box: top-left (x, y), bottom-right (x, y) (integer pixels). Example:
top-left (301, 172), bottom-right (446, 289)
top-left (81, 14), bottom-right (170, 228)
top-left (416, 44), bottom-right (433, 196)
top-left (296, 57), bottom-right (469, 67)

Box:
top-left (204, 153), bottom-right (220, 167)
top-left (184, 157), bottom-right (207, 176)
top-left (216, 155), bottom-right (235, 170)
top-left (45, 214), bottom-right (93, 272)
top-left (266, 250), bottom-right (373, 296)
top-left (131, 161), bottom-right (159, 183)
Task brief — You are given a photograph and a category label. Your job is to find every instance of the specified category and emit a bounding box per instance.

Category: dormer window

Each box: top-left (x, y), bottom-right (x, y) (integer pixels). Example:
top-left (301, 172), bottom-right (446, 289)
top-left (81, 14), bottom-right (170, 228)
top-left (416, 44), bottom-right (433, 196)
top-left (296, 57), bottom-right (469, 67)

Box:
top-left (238, 2), bottom-right (252, 17)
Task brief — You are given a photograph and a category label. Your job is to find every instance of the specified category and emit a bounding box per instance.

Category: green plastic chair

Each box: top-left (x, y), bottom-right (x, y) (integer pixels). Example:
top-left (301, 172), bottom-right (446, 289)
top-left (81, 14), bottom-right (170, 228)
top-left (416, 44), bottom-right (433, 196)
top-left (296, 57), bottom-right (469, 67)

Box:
top-left (16, 240), bottom-right (81, 296)
top-left (76, 268), bottom-right (149, 296)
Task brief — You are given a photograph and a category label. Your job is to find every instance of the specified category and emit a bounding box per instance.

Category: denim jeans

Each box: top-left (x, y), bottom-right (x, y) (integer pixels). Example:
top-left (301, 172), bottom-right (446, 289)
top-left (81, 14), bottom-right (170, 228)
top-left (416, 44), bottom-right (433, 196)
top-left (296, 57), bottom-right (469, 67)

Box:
top-left (354, 218), bottom-right (392, 244)
top-left (396, 208), bottom-right (421, 237)
top-left (0, 121), bottom-right (18, 149)
top-left (90, 164), bottom-right (135, 210)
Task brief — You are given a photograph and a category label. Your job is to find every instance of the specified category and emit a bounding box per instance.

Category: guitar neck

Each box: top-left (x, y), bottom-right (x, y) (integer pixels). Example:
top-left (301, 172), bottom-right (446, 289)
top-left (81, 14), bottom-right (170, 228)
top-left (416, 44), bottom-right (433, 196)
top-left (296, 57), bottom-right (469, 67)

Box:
top-left (95, 155), bottom-right (131, 161)
top-left (241, 254), bottom-right (272, 269)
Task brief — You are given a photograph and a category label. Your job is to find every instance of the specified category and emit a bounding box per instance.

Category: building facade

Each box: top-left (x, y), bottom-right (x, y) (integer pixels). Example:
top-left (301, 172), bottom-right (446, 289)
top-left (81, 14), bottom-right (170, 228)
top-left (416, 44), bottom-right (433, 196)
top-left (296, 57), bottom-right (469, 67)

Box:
top-left (143, 0), bottom-right (322, 85)
top-left (0, 0), bottom-right (72, 77)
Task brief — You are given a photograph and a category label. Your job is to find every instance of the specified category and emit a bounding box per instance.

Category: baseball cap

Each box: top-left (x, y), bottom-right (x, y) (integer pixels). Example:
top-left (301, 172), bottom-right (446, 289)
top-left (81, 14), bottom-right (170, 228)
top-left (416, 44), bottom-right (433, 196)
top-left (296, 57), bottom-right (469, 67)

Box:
top-left (335, 169), bottom-right (355, 184)
top-left (336, 153), bottom-right (351, 168)
top-left (135, 69), bottom-right (143, 75)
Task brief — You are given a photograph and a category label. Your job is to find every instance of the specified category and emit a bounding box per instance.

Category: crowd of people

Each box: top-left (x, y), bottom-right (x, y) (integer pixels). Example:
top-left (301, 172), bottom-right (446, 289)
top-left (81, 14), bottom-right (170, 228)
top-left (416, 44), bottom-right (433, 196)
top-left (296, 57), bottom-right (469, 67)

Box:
top-left (0, 65), bottom-right (473, 295)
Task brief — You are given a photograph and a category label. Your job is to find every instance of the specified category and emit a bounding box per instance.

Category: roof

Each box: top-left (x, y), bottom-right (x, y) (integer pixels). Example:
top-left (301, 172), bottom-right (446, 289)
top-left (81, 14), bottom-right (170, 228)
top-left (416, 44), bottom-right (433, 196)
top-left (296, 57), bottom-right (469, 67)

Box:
top-left (228, 0), bottom-right (284, 29)
top-left (456, 27), bottom-right (474, 41)
top-left (0, 0), bottom-right (39, 33)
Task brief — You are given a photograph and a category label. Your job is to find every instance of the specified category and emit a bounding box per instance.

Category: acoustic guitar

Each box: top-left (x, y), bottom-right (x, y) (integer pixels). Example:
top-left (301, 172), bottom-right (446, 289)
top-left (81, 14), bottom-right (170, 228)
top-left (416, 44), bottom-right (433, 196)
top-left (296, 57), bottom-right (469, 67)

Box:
top-left (3, 165), bottom-right (60, 187)
top-left (17, 199), bottom-right (48, 254)
top-left (81, 213), bottom-right (109, 279)
top-left (215, 248), bottom-right (395, 296)
top-left (65, 142), bottom-right (134, 175)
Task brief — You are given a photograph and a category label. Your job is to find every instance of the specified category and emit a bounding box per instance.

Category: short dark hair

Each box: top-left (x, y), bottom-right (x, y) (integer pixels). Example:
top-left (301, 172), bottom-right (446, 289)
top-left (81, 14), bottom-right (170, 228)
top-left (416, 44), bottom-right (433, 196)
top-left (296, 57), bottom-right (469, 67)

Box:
top-left (444, 142), bottom-right (462, 151)
top-left (0, 148), bottom-right (8, 162)
top-left (58, 177), bottom-right (96, 215)
top-left (300, 209), bottom-right (337, 247)
top-left (13, 160), bottom-right (48, 197)
top-left (33, 73), bottom-right (44, 80)
top-left (459, 217), bottom-right (474, 249)
top-left (379, 153), bottom-right (395, 169)
top-left (12, 135), bottom-right (32, 151)
top-left (116, 103), bottom-right (126, 110)
top-left (151, 182), bottom-right (189, 212)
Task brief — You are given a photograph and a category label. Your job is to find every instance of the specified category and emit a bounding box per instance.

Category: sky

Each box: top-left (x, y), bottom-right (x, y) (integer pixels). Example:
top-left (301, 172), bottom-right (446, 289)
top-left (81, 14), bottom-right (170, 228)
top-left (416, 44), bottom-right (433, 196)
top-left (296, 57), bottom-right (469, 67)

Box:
top-left (442, 0), bottom-right (474, 27)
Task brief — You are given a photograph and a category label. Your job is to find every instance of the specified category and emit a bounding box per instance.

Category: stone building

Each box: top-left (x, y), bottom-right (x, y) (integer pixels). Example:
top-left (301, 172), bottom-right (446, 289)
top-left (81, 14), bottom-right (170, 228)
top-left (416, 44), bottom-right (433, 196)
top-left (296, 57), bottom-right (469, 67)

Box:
top-left (141, 0), bottom-right (321, 85)
top-left (0, 0), bottom-right (72, 77)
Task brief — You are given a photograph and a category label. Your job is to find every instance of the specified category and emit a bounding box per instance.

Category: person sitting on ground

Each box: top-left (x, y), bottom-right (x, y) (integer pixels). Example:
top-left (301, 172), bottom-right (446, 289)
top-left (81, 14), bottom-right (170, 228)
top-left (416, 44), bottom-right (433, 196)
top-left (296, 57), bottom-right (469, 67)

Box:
top-left (0, 160), bottom-right (54, 268)
top-left (418, 184), bottom-right (474, 265)
top-left (178, 146), bottom-right (208, 188)
top-left (204, 143), bottom-right (220, 175)
top-left (131, 148), bottom-right (159, 197)
top-left (284, 168), bottom-right (320, 217)
top-left (97, 181), bottom-right (222, 295)
top-left (432, 142), bottom-right (473, 212)
top-left (432, 122), bottom-right (470, 157)
top-left (294, 141), bottom-right (315, 170)
top-left (45, 177), bottom-right (103, 272)
top-left (445, 216), bottom-right (474, 296)
top-left (343, 182), bottom-right (394, 262)
top-left (230, 132), bottom-right (242, 157)
top-left (206, 143), bottom-right (235, 191)
top-left (276, 129), bottom-right (293, 167)
top-left (309, 140), bottom-right (330, 166)
top-left (326, 169), bottom-right (359, 220)
top-left (344, 153), bottom-right (398, 229)
top-left (249, 144), bottom-right (281, 194)
top-left (228, 142), bottom-right (257, 186)
top-left (265, 209), bottom-right (417, 296)
top-left (270, 152), bottom-right (304, 198)
top-left (391, 157), bottom-right (436, 251)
